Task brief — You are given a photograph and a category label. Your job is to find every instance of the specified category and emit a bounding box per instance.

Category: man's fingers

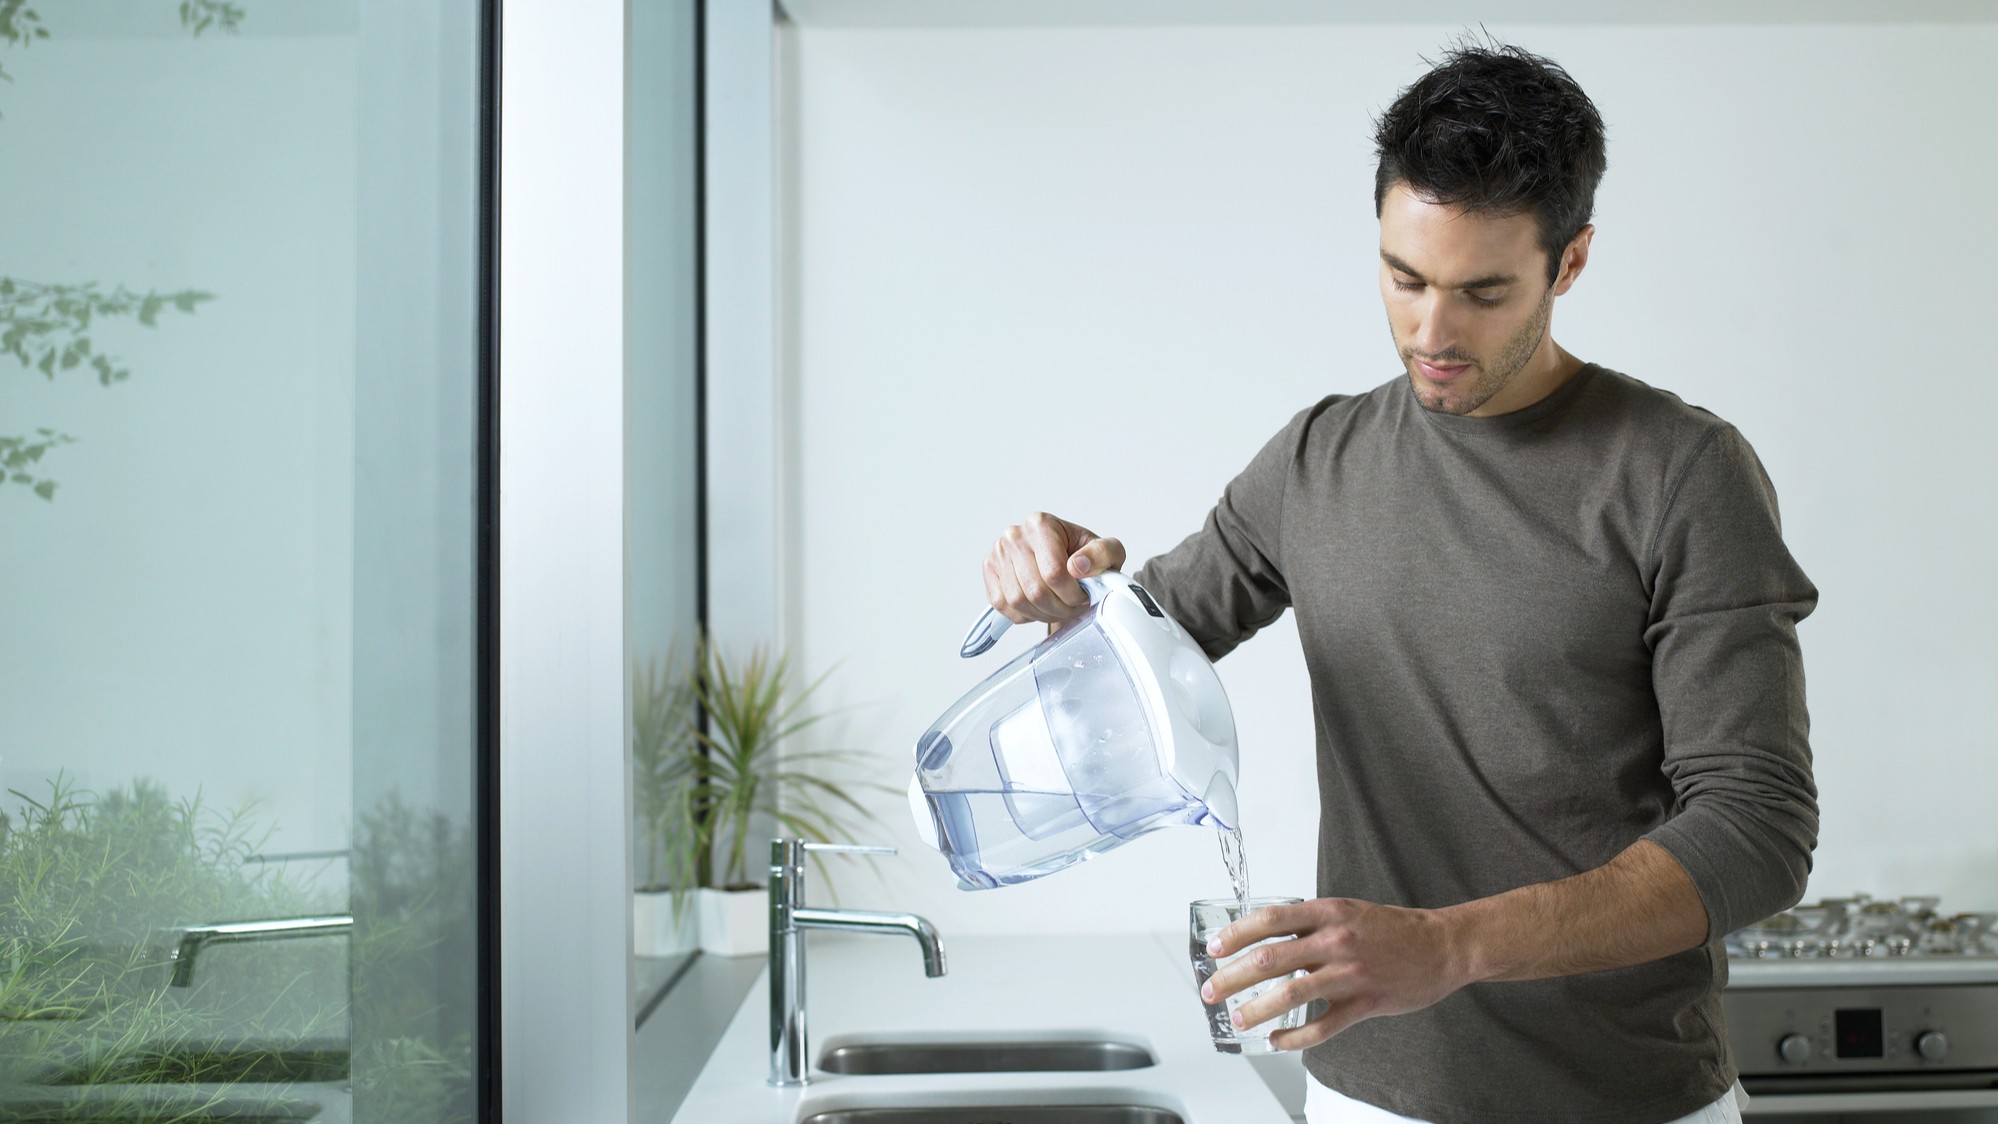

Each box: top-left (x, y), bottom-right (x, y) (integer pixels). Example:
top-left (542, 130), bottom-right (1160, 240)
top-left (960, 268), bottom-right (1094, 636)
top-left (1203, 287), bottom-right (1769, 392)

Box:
top-left (1227, 964), bottom-right (1332, 1035)
top-left (1202, 923), bottom-right (1312, 1008)
top-left (984, 552), bottom-right (1030, 626)
top-left (1000, 521), bottom-right (1071, 619)
top-left (1195, 897), bottom-right (1456, 1053)
top-left (988, 541), bottom-right (1032, 624)
top-left (1068, 535), bottom-right (1126, 578)
top-left (1267, 993), bottom-right (1365, 1053)
top-left (1023, 513), bottom-right (1088, 611)
top-left (1209, 902), bottom-right (1305, 959)
top-left (983, 512), bottom-right (1123, 625)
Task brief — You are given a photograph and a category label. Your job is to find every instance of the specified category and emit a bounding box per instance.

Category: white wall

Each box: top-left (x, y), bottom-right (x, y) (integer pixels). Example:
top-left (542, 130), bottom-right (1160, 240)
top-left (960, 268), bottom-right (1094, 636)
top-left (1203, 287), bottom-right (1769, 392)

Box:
top-left (779, 20), bottom-right (1998, 937)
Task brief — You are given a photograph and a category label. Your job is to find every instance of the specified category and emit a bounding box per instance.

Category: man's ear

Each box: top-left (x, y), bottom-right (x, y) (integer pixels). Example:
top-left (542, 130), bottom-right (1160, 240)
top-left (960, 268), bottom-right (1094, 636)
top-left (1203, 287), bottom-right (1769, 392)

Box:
top-left (1553, 224), bottom-right (1594, 297)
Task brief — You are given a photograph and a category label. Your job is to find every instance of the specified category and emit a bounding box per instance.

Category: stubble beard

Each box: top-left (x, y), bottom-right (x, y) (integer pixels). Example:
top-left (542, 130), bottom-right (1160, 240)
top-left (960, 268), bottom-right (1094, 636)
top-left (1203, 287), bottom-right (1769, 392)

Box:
top-left (1401, 284), bottom-right (1555, 416)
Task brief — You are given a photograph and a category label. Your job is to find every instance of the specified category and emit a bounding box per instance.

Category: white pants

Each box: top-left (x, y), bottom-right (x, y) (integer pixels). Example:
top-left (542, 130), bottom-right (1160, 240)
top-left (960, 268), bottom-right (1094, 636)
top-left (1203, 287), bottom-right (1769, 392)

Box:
top-left (1305, 1074), bottom-right (1748, 1124)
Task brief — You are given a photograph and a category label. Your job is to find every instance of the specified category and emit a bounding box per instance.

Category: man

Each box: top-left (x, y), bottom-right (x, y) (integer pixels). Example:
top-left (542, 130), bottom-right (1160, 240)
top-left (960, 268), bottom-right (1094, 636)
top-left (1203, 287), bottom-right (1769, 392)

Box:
top-left (979, 40), bottom-right (1817, 1124)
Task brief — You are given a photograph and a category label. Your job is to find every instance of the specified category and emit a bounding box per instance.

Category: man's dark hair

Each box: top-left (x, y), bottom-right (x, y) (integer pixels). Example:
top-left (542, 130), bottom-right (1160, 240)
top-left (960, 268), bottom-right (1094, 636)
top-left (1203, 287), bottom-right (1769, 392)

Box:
top-left (1373, 39), bottom-right (1607, 284)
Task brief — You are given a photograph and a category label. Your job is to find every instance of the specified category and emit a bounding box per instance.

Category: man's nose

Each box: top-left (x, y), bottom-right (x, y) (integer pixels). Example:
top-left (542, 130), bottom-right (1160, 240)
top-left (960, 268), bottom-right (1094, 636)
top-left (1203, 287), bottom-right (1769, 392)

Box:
top-left (1408, 293), bottom-right (1465, 357)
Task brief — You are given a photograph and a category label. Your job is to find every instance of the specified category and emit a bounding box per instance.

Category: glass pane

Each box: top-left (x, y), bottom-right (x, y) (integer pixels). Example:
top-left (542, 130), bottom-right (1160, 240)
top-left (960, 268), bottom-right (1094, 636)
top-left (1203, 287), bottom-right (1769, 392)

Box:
top-left (0, 3), bottom-right (484, 1122)
top-left (628, 0), bottom-right (703, 1003)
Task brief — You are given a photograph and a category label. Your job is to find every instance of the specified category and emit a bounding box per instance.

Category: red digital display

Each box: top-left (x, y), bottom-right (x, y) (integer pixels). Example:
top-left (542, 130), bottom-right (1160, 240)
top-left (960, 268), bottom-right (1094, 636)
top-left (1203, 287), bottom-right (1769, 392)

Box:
top-left (1835, 1008), bottom-right (1884, 1059)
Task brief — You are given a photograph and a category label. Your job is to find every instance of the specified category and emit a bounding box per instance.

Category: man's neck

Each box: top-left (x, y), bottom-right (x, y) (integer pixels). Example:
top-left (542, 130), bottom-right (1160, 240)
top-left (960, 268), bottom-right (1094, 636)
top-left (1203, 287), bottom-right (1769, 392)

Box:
top-left (1469, 341), bottom-right (1586, 418)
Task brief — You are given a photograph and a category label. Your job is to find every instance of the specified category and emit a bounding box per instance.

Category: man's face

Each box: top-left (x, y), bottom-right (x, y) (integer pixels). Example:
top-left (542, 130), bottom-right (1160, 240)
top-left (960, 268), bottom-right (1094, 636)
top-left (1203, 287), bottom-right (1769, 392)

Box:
top-left (1378, 182), bottom-right (1584, 417)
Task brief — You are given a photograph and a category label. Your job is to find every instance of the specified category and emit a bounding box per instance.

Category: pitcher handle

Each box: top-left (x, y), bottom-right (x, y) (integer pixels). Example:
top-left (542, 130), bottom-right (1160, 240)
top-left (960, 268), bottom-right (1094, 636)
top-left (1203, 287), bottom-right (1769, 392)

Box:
top-left (959, 575), bottom-right (1107, 658)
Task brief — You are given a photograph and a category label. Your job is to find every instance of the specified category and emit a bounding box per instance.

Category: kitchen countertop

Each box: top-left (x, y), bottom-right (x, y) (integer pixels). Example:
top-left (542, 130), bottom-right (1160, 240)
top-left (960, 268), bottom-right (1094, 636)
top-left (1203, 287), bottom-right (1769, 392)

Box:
top-left (666, 932), bottom-right (1295, 1124)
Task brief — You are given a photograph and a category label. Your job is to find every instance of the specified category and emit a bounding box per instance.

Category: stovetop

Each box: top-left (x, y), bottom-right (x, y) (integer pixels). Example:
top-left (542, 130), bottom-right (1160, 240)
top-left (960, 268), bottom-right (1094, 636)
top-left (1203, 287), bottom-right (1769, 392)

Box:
top-left (1723, 896), bottom-right (1998, 1083)
top-left (1726, 893), bottom-right (1998, 989)
top-left (1729, 894), bottom-right (1998, 960)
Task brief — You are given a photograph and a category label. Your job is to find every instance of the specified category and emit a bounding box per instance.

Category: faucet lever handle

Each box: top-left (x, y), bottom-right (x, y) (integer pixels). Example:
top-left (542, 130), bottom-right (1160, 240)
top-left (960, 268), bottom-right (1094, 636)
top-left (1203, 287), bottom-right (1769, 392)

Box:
top-left (802, 842), bottom-right (896, 856)
top-left (771, 838), bottom-right (897, 869)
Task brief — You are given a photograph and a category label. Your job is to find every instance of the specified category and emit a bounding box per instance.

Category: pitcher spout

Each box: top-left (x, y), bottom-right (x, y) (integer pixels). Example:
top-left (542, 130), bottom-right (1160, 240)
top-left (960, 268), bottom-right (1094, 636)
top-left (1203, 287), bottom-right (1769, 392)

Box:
top-left (1195, 773), bottom-right (1239, 832)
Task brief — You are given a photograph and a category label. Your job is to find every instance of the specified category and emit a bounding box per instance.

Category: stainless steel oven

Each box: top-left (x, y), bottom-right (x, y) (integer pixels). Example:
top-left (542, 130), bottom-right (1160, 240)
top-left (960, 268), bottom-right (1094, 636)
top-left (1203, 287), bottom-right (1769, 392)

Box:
top-left (1723, 895), bottom-right (1998, 1118)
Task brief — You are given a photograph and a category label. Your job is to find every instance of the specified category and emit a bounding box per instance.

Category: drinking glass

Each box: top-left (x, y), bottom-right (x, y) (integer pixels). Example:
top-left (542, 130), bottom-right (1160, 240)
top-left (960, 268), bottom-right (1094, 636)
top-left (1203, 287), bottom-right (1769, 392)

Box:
top-left (1189, 896), bottom-right (1308, 1054)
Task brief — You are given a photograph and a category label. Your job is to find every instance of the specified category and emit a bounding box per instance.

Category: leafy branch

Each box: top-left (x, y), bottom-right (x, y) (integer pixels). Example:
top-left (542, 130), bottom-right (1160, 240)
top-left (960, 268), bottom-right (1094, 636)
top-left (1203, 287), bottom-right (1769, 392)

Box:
top-left (179, 0), bottom-right (245, 38)
top-left (2, 3), bottom-right (239, 503)
top-left (0, 0), bottom-right (50, 98)
top-left (1, 428), bottom-right (71, 500)
top-left (1, 279), bottom-right (212, 500)
top-left (2, 278), bottom-right (214, 385)
top-left (0, 1), bottom-right (241, 94)
top-left (0, 0), bottom-right (46, 43)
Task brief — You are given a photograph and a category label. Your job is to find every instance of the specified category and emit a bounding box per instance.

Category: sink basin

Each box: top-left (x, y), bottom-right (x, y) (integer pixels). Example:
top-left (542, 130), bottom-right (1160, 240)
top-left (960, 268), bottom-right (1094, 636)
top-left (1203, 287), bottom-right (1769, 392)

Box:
top-left (818, 1040), bottom-right (1155, 1075)
top-left (800, 1109), bottom-right (1182, 1124)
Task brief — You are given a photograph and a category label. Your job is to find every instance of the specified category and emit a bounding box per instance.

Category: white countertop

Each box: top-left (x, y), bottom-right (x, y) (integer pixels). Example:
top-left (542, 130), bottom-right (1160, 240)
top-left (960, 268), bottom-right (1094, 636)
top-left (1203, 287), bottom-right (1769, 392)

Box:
top-left (667, 932), bottom-right (1295, 1124)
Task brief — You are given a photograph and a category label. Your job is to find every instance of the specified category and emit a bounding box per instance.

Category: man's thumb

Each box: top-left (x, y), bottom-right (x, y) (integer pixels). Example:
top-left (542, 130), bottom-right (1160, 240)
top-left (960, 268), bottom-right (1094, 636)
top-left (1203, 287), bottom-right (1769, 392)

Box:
top-left (1068, 536), bottom-right (1126, 578)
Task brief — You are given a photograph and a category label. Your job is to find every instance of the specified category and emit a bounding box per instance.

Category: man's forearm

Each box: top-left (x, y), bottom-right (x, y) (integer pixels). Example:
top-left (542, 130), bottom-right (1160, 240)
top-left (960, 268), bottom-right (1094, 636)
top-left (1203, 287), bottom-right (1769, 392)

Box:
top-left (1441, 839), bottom-right (1710, 984)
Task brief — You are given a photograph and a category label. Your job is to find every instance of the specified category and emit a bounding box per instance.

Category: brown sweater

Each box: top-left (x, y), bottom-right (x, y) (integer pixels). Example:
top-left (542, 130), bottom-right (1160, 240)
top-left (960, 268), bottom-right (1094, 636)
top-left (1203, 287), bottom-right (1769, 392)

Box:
top-left (1135, 364), bottom-right (1817, 1124)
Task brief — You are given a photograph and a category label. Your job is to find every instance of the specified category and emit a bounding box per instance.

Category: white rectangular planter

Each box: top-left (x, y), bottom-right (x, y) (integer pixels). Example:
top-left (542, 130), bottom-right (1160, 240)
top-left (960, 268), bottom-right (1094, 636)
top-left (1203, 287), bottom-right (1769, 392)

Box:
top-left (697, 886), bottom-right (768, 957)
top-left (632, 890), bottom-right (696, 958)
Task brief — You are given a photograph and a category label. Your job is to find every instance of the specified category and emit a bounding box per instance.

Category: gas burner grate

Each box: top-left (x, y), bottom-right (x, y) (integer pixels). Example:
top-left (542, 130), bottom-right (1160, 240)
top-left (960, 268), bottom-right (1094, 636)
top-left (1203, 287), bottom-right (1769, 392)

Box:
top-left (1727, 893), bottom-right (1998, 959)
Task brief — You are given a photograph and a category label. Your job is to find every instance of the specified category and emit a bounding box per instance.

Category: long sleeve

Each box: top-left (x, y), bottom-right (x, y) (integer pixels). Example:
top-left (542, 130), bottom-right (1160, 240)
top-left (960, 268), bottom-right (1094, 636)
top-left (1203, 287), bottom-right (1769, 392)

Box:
top-left (1133, 401), bottom-right (1335, 661)
top-left (1640, 424), bottom-right (1819, 939)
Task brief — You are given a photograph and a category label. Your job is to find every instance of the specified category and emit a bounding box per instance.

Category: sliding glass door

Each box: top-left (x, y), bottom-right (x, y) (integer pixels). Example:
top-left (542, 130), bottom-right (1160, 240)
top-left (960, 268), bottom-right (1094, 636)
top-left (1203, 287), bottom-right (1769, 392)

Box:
top-left (0, 2), bottom-right (490, 1120)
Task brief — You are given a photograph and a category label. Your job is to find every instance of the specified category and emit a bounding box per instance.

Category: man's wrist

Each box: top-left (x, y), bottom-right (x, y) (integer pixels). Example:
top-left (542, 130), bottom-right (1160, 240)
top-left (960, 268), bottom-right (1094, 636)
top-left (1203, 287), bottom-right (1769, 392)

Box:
top-left (1432, 898), bottom-right (1504, 991)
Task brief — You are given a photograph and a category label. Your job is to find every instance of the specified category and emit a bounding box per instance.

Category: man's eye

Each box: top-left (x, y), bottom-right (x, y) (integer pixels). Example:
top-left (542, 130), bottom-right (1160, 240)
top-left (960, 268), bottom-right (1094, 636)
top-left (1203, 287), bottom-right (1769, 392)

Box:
top-left (1392, 278), bottom-right (1423, 292)
top-left (1467, 292), bottom-right (1503, 307)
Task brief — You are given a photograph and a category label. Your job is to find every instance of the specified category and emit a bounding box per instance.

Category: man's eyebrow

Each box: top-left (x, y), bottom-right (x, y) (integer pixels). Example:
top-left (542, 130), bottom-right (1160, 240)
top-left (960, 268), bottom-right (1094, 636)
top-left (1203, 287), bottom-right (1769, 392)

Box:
top-left (1380, 250), bottom-right (1516, 291)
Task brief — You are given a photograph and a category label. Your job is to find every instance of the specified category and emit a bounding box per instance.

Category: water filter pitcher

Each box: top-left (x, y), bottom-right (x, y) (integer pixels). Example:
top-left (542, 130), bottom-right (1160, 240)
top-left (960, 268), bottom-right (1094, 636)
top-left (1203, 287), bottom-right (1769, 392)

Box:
top-left (909, 571), bottom-right (1240, 890)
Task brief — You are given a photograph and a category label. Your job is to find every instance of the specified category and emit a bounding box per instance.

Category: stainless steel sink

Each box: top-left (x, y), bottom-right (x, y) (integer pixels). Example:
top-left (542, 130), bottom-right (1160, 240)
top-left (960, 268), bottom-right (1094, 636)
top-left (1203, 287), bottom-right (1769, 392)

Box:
top-left (799, 1108), bottom-right (1183, 1124)
top-left (818, 1040), bottom-right (1155, 1076)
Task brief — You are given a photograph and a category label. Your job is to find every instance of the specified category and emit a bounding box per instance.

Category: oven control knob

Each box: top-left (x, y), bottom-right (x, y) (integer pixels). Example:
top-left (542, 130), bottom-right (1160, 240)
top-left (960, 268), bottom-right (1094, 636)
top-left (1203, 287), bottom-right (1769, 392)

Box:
top-left (1778, 1034), bottom-right (1813, 1064)
top-left (1916, 1031), bottom-right (1950, 1061)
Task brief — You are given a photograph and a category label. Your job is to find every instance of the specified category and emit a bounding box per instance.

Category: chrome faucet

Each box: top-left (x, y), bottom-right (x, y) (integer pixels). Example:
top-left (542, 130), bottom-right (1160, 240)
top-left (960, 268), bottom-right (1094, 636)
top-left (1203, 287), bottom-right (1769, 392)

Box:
top-left (167, 915), bottom-right (353, 988)
top-left (768, 839), bottom-right (945, 1086)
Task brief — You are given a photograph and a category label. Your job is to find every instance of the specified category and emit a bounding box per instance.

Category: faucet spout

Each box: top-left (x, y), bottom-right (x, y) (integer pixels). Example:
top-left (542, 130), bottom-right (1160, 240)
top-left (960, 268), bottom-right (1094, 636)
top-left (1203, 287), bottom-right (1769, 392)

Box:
top-left (768, 839), bottom-right (947, 1087)
top-left (793, 908), bottom-right (947, 977)
top-left (167, 915), bottom-right (353, 988)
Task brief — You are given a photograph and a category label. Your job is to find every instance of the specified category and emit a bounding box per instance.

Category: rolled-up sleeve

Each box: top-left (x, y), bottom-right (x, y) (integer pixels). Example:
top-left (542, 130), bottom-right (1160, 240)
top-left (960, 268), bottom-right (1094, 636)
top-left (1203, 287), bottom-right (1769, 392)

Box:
top-left (1641, 424), bottom-right (1819, 940)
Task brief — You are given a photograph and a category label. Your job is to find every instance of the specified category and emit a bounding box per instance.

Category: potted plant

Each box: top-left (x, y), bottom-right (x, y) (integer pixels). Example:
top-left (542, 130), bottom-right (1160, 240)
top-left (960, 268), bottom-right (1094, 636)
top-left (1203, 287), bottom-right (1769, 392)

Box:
top-left (632, 651), bottom-right (699, 956)
top-left (633, 637), bottom-right (882, 957)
